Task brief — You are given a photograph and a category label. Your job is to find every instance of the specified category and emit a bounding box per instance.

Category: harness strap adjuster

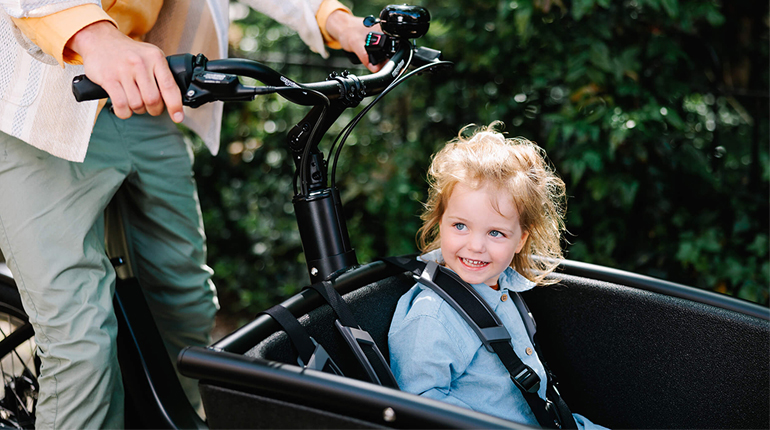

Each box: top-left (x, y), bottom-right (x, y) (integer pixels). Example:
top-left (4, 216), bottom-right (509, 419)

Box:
top-left (511, 365), bottom-right (541, 394)
top-left (419, 260), bottom-right (439, 282)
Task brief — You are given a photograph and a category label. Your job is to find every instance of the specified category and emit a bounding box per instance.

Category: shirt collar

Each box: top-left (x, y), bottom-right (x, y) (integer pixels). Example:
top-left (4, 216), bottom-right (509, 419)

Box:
top-left (498, 267), bottom-right (536, 292)
top-left (418, 249), bottom-right (536, 295)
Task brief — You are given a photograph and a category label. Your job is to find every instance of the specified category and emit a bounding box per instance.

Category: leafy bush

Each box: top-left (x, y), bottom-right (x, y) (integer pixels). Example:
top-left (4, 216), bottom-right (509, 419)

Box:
top-left (192, 0), bottom-right (768, 323)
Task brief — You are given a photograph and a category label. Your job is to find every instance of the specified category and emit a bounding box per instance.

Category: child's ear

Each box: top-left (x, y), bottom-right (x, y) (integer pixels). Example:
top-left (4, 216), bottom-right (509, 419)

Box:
top-left (515, 230), bottom-right (529, 254)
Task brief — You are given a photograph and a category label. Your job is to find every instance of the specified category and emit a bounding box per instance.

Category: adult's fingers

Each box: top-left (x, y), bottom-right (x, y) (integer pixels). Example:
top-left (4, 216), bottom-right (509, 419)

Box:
top-left (101, 79), bottom-right (133, 119)
top-left (154, 60), bottom-right (184, 123)
top-left (135, 64), bottom-right (164, 117)
top-left (355, 47), bottom-right (383, 73)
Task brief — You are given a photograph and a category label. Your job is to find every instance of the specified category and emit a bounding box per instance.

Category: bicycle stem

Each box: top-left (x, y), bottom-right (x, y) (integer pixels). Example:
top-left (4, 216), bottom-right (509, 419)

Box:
top-left (285, 42), bottom-right (450, 283)
top-left (294, 187), bottom-right (357, 283)
top-left (288, 95), bottom-right (362, 283)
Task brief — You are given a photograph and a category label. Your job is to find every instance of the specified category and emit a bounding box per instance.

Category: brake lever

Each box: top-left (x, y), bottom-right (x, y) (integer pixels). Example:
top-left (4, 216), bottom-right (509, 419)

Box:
top-left (72, 53), bottom-right (256, 108)
top-left (183, 54), bottom-right (250, 108)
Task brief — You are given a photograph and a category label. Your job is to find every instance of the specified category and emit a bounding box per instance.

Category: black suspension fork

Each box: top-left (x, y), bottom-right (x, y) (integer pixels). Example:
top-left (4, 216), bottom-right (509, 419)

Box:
top-left (288, 103), bottom-right (357, 283)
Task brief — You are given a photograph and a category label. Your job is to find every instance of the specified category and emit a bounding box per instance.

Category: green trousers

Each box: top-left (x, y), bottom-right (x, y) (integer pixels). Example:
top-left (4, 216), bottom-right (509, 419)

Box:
top-left (0, 109), bottom-right (218, 429)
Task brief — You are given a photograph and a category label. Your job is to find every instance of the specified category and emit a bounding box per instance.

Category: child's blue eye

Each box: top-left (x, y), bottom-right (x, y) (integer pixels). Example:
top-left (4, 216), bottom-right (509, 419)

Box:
top-left (489, 230), bottom-right (505, 238)
top-left (454, 223), bottom-right (467, 231)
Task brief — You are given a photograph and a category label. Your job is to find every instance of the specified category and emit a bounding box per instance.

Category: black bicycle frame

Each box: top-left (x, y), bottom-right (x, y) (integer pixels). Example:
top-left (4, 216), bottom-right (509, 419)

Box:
top-left (114, 277), bottom-right (207, 429)
top-left (105, 189), bottom-right (207, 429)
top-left (288, 103), bottom-right (361, 284)
top-left (109, 40), bottom-right (421, 427)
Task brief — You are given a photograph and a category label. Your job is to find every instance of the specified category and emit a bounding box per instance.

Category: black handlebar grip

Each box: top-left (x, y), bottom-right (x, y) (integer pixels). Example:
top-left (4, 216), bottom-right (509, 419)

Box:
top-left (72, 54), bottom-right (195, 103)
top-left (72, 75), bottom-right (108, 102)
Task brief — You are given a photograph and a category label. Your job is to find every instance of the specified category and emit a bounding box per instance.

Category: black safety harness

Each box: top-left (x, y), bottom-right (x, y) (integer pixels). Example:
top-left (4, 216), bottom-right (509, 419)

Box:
top-left (381, 256), bottom-right (578, 429)
top-left (261, 256), bottom-right (577, 429)
top-left (260, 280), bottom-right (399, 389)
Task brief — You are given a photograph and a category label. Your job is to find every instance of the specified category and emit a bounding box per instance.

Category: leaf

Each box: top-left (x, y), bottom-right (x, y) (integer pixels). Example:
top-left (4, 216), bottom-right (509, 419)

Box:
top-left (640, 0), bottom-right (661, 12)
top-left (676, 241), bottom-right (697, 265)
top-left (514, 2), bottom-right (534, 42)
top-left (583, 150), bottom-right (603, 171)
top-left (748, 235), bottom-right (769, 257)
top-left (663, 108), bottom-right (685, 130)
top-left (589, 42), bottom-right (613, 72)
top-left (660, 0), bottom-right (679, 18)
top-left (615, 46), bottom-right (641, 82)
top-left (572, 0), bottom-right (595, 21)
top-left (562, 123), bottom-right (576, 141)
top-left (609, 127), bottom-right (627, 157)
top-left (587, 176), bottom-right (609, 200)
top-left (706, 8), bottom-right (726, 26)
top-left (618, 180), bottom-right (639, 207)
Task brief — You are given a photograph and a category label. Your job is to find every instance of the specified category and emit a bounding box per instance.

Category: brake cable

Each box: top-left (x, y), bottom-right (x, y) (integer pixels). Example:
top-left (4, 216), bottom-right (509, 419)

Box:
top-left (247, 86), bottom-right (331, 195)
top-left (328, 47), bottom-right (414, 187)
top-left (330, 53), bottom-right (453, 187)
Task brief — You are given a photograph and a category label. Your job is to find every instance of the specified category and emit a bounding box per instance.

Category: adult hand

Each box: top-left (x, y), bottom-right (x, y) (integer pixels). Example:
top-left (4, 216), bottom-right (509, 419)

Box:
top-left (325, 11), bottom-right (383, 73)
top-left (67, 21), bottom-right (184, 123)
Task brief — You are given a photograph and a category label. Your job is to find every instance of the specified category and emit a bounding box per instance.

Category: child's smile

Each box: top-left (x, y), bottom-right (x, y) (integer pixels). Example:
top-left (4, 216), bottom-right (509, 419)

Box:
top-left (439, 182), bottom-right (529, 286)
top-left (460, 257), bottom-right (489, 268)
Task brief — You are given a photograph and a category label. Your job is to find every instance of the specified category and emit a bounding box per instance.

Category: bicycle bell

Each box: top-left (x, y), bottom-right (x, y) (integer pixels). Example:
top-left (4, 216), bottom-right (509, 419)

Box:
top-left (364, 4), bottom-right (430, 39)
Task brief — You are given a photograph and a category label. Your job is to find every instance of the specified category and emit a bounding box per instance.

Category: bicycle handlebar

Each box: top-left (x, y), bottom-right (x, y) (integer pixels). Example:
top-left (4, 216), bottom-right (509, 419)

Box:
top-left (69, 5), bottom-right (451, 285)
top-left (70, 4), bottom-right (451, 284)
top-left (204, 42), bottom-right (412, 106)
top-left (72, 41), bottom-right (445, 108)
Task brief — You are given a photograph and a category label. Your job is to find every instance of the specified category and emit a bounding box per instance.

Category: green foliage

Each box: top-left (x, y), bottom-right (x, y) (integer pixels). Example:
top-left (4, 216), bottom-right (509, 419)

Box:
top-left (193, 0), bottom-right (769, 321)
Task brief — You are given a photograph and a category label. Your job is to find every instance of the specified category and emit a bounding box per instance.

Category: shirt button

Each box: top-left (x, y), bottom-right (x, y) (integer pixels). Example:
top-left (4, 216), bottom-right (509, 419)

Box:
top-left (526, 347), bottom-right (533, 356)
top-left (501, 294), bottom-right (508, 302)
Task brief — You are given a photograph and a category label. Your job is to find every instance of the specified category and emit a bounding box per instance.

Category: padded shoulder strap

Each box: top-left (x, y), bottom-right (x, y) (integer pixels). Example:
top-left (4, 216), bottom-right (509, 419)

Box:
top-left (512, 291), bottom-right (537, 345)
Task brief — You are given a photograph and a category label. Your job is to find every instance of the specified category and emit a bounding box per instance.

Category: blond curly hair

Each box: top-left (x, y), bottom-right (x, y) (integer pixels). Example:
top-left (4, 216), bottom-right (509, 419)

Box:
top-left (417, 121), bottom-right (567, 285)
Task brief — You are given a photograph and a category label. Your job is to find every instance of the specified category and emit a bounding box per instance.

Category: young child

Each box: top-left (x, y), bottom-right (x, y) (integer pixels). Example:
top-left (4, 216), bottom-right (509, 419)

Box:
top-left (388, 122), bottom-right (605, 429)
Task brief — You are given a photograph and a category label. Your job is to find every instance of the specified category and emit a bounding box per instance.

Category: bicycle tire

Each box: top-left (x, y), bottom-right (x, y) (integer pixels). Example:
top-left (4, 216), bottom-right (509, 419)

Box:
top-left (0, 277), bottom-right (38, 429)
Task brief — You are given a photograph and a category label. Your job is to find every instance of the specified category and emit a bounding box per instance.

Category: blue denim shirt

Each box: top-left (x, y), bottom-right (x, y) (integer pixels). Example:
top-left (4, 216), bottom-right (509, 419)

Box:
top-left (388, 250), bottom-right (605, 429)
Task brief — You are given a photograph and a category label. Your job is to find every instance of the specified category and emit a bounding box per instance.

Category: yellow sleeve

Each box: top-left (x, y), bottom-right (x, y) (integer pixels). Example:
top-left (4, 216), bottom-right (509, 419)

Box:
top-left (315, 0), bottom-right (352, 51)
top-left (11, 4), bottom-right (117, 67)
top-left (103, 0), bottom-right (163, 42)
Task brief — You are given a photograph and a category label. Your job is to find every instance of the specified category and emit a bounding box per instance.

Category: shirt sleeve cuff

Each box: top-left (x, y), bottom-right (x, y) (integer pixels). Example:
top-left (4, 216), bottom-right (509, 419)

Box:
top-left (315, 0), bottom-right (352, 51)
top-left (11, 4), bottom-right (117, 67)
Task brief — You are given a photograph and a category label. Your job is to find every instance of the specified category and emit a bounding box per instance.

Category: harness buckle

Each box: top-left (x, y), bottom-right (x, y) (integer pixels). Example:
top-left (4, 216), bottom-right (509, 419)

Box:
top-left (511, 365), bottom-right (541, 394)
top-left (545, 399), bottom-right (564, 429)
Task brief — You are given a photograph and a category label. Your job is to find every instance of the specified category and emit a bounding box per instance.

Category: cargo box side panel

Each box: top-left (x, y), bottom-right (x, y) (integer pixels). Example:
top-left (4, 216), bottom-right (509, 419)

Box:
top-left (523, 274), bottom-right (770, 430)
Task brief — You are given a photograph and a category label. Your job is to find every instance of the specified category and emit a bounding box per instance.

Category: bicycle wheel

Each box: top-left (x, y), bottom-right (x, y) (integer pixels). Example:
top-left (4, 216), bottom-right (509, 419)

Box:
top-left (0, 279), bottom-right (38, 429)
